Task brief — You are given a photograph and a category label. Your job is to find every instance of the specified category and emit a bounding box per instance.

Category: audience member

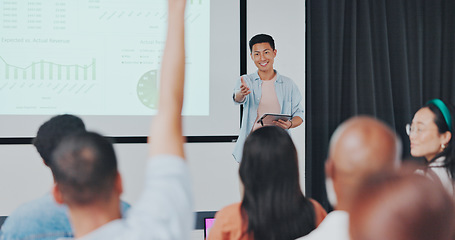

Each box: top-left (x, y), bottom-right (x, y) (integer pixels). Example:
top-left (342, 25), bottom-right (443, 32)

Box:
top-left (49, 0), bottom-right (193, 238)
top-left (349, 166), bottom-right (455, 240)
top-left (208, 126), bottom-right (327, 240)
top-left (407, 98), bottom-right (455, 196)
top-left (297, 116), bottom-right (401, 240)
top-left (0, 115), bottom-right (130, 240)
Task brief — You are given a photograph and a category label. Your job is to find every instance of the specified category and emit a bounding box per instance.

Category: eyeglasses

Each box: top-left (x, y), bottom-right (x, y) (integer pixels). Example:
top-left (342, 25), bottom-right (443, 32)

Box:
top-left (406, 124), bottom-right (416, 136)
top-left (406, 124), bottom-right (433, 136)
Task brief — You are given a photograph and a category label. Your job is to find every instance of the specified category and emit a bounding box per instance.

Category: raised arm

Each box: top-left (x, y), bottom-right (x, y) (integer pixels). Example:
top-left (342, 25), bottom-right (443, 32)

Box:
top-left (149, 0), bottom-right (186, 158)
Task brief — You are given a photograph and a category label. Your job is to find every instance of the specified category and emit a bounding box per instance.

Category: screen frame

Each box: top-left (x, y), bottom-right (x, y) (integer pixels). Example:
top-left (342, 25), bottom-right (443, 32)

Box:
top-left (0, 0), bottom-right (247, 144)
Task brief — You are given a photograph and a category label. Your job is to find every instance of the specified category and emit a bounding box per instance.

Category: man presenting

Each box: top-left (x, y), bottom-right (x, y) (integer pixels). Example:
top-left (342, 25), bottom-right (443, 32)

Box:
top-left (233, 34), bottom-right (304, 162)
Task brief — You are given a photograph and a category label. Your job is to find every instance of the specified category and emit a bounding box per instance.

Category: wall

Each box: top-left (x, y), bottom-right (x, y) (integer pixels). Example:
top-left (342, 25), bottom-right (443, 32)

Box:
top-left (0, 141), bottom-right (241, 215)
top-left (247, 0), bottom-right (306, 192)
top-left (0, 0), bottom-right (305, 216)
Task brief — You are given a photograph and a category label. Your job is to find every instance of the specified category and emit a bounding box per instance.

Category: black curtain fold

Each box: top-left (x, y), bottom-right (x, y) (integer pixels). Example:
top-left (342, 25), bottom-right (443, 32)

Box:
top-left (306, 0), bottom-right (455, 210)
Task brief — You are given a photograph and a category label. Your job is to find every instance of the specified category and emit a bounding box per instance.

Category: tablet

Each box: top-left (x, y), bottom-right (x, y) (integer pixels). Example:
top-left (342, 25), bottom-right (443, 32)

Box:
top-left (257, 113), bottom-right (292, 126)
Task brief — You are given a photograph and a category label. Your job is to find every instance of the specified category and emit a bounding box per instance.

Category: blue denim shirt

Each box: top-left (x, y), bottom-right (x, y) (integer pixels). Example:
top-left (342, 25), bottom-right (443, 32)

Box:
top-left (232, 71), bottom-right (304, 162)
top-left (0, 193), bottom-right (130, 240)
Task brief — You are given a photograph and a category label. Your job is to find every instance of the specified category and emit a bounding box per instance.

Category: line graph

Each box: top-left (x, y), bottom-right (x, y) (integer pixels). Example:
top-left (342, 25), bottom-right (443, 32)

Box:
top-left (0, 56), bottom-right (96, 81)
top-left (0, 0), bottom-right (209, 116)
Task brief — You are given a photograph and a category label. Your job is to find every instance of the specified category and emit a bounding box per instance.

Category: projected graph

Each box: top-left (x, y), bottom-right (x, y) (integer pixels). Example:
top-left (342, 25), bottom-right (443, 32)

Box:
top-left (137, 70), bottom-right (158, 109)
top-left (1, 56), bottom-right (96, 81)
top-left (0, 0), bottom-right (209, 116)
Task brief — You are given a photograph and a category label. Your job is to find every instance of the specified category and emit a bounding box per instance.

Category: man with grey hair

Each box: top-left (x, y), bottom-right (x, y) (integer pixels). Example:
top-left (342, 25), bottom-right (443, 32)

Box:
top-left (298, 116), bottom-right (401, 240)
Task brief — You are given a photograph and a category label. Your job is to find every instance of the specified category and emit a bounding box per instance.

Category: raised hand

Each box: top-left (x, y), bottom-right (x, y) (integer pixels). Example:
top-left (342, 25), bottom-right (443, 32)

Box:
top-left (239, 76), bottom-right (251, 96)
top-left (234, 76), bottom-right (251, 102)
top-left (149, 0), bottom-right (186, 158)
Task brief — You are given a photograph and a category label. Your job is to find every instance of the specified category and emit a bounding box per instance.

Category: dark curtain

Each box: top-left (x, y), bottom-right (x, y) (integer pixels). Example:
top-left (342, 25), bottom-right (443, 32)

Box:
top-left (305, 0), bottom-right (455, 210)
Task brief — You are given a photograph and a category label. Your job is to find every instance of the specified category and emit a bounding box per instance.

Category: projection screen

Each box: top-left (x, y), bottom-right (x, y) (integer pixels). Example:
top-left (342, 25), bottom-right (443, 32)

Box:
top-left (0, 0), bottom-right (241, 137)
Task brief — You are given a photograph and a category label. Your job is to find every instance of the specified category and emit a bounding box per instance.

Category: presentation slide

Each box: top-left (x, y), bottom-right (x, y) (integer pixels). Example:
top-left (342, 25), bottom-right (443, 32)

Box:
top-left (1, 0), bottom-right (208, 115)
top-left (0, 0), bottom-right (241, 137)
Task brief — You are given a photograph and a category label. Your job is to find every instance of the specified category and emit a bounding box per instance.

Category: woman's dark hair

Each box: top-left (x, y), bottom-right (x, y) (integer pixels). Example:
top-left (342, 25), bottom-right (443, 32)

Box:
top-left (425, 100), bottom-right (455, 179)
top-left (239, 126), bottom-right (316, 240)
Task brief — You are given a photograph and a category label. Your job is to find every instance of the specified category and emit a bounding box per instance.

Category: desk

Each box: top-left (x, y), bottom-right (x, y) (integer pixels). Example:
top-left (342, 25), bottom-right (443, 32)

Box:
top-left (192, 229), bottom-right (204, 240)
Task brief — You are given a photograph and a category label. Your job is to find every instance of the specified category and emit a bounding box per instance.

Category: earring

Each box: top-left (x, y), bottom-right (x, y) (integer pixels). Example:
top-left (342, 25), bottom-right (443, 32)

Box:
top-left (442, 144), bottom-right (446, 150)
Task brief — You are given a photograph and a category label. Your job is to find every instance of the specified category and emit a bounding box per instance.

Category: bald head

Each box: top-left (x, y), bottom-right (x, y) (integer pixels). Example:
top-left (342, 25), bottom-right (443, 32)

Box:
top-left (350, 168), bottom-right (455, 240)
top-left (326, 116), bottom-right (401, 209)
top-left (329, 116), bottom-right (401, 176)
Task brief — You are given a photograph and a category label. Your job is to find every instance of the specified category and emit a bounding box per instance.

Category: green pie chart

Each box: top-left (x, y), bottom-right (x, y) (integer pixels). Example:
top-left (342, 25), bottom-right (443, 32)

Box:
top-left (137, 70), bottom-right (158, 109)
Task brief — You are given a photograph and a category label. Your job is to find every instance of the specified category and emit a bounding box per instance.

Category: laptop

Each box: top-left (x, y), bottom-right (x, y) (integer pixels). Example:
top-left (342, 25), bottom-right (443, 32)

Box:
top-left (203, 217), bottom-right (215, 239)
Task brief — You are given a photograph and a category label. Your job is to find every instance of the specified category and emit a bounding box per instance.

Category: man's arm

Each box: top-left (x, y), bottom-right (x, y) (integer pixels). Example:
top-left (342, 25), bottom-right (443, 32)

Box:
top-left (149, 0), bottom-right (186, 158)
top-left (290, 116), bottom-right (303, 128)
top-left (233, 76), bottom-right (250, 103)
top-left (274, 79), bottom-right (304, 129)
top-left (274, 116), bottom-right (303, 129)
top-left (129, 1), bottom-right (192, 239)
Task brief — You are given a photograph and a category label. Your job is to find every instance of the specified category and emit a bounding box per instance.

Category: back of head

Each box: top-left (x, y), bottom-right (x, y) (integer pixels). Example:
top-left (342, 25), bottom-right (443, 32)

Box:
top-left (51, 131), bottom-right (118, 206)
top-left (240, 126), bottom-right (300, 194)
top-left (327, 116), bottom-right (401, 208)
top-left (239, 126), bottom-right (315, 239)
top-left (424, 99), bottom-right (455, 177)
top-left (350, 167), bottom-right (455, 240)
top-left (33, 114), bottom-right (86, 166)
top-left (249, 34), bottom-right (275, 52)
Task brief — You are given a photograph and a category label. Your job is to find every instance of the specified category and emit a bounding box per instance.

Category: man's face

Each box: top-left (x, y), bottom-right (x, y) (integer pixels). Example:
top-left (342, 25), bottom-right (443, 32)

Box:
top-left (250, 42), bottom-right (277, 73)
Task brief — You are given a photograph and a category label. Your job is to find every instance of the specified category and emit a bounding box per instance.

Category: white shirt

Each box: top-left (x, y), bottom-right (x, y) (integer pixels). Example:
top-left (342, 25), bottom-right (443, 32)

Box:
top-left (417, 156), bottom-right (455, 198)
top-left (59, 155), bottom-right (194, 240)
top-left (296, 210), bottom-right (350, 240)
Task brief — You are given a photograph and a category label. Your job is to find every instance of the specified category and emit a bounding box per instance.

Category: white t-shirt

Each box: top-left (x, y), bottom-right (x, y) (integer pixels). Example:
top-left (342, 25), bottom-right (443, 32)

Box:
top-left (416, 156), bottom-right (455, 198)
top-left (59, 155), bottom-right (194, 240)
top-left (296, 210), bottom-right (350, 240)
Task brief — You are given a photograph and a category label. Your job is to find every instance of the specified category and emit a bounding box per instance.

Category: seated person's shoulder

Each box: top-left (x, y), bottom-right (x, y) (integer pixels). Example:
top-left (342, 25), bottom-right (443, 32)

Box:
top-left (2, 195), bottom-right (130, 239)
top-left (1, 194), bottom-right (71, 238)
top-left (214, 202), bottom-right (243, 225)
top-left (217, 202), bottom-right (241, 215)
top-left (120, 200), bottom-right (131, 216)
top-left (308, 198), bottom-right (327, 226)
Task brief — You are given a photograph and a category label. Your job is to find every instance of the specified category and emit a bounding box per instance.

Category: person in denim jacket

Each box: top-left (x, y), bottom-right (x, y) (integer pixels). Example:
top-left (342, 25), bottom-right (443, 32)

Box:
top-left (233, 34), bottom-right (304, 162)
top-left (0, 115), bottom-right (130, 240)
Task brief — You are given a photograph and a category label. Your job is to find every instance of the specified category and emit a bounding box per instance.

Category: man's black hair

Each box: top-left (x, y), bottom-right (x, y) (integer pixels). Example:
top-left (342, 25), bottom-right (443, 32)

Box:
top-left (33, 114), bottom-right (86, 166)
top-left (51, 131), bottom-right (118, 205)
top-left (249, 34), bottom-right (275, 52)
